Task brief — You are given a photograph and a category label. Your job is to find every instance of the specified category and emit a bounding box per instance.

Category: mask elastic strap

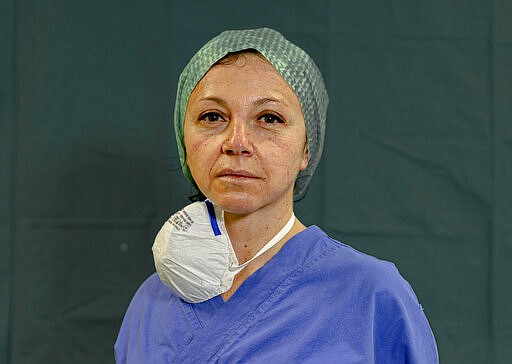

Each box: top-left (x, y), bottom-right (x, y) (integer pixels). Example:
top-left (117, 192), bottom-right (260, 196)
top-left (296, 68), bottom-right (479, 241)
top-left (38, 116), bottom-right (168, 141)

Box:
top-left (229, 212), bottom-right (296, 272)
top-left (205, 200), bottom-right (222, 236)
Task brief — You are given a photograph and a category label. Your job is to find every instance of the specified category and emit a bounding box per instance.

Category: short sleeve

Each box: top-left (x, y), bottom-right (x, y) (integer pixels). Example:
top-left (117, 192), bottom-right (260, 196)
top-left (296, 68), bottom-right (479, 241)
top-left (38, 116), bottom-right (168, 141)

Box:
top-left (372, 268), bottom-right (439, 364)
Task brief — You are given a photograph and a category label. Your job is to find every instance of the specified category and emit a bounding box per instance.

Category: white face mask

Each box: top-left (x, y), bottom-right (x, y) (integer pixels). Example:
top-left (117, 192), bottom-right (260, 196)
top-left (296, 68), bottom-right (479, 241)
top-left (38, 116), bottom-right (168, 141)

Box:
top-left (152, 200), bottom-right (296, 303)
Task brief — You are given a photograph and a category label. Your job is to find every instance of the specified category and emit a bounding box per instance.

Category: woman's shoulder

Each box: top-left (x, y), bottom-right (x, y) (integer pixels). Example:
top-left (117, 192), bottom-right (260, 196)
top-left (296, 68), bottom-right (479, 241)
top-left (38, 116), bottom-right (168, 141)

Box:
top-left (135, 272), bottom-right (166, 293)
top-left (129, 272), bottom-right (177, 306)
top-left (302, 226), bottom-right (401, 272)
top-left (115, 273), bottom-right (188, 362)
top-left (300, 225), bottom-right (417, 298)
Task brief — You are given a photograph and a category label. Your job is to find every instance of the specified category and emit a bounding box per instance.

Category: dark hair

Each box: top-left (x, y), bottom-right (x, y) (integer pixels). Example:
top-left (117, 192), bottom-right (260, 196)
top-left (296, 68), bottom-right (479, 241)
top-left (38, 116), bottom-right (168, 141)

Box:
top-left (188, 189), bottom-right (206, 202)
top-left (214, 49), bottom-right (265, 66)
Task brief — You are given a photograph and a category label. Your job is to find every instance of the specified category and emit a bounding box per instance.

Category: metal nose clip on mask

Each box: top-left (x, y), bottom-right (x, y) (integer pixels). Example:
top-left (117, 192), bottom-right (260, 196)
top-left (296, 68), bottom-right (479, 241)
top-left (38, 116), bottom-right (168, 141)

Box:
top-left (152, 200), bottom-right (296, 303)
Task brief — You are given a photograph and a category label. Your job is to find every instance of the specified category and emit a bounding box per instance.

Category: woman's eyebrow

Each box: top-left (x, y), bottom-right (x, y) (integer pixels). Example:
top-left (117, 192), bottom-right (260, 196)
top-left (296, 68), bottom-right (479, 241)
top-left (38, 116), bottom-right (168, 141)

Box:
top-left (195, 96), bottom-right (288, 107)
top-left (195, 96), bottom-right (228, 107)
top-left (253, 96), bottom-right (287, 107)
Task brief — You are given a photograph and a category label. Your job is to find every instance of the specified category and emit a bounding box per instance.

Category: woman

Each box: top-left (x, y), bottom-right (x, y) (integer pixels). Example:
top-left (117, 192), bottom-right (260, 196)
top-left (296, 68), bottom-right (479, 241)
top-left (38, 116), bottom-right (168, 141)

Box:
top-left (115, 28), bottom-right (438, 363)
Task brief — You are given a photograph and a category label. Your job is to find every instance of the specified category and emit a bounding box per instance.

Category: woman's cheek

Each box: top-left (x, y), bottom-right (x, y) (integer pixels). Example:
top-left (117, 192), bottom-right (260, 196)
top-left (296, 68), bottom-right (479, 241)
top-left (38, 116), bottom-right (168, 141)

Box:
top-left (188, 135), bottom-right (211, 154)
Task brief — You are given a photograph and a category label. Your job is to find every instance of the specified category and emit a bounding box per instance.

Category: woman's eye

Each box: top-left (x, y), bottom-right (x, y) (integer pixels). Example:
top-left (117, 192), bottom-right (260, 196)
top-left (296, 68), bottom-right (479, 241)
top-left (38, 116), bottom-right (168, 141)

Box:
top-left (260, 114), bottom-right (284, 124)
top-left (200, 112), bottom-right (223, 122)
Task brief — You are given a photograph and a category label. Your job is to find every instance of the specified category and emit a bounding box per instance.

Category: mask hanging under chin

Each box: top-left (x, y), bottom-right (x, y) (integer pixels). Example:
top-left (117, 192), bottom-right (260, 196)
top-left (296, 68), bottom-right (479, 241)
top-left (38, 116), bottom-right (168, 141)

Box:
top-left (152, 200), bottom-right (295, 303)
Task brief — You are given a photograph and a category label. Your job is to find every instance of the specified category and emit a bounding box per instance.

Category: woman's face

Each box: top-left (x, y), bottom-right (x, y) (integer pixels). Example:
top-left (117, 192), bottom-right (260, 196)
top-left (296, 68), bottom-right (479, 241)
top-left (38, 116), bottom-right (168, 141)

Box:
top-left (184, 53), bottom-right (308, 215)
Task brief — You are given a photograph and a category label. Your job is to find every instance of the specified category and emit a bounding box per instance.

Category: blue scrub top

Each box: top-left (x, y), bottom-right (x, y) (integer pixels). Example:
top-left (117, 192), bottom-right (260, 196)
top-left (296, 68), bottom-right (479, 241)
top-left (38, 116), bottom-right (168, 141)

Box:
top-left (115, 226), bottom-right (439, 363)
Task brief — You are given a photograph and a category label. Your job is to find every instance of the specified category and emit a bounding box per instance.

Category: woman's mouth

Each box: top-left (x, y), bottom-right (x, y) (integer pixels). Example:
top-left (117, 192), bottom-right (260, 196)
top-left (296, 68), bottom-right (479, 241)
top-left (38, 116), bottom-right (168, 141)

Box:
top-left (217, 169), bottom-right (259, 180)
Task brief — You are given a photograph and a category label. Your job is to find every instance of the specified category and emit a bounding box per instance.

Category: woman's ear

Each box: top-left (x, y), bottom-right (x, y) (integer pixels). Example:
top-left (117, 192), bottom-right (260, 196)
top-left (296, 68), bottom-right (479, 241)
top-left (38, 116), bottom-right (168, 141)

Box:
top-left (300, 145), bottom-right (309, 171)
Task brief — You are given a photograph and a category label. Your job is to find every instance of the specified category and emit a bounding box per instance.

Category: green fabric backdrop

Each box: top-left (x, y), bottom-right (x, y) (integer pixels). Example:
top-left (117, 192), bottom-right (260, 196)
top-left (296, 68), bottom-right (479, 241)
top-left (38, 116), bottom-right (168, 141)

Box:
top-left (1, 0), bottom-right (511, 363)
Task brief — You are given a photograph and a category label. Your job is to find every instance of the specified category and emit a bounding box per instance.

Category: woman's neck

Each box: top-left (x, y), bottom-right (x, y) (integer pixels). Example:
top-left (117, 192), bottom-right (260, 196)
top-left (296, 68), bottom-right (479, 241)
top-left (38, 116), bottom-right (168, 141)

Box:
top-left (223, 200), bottom-right (294, 264)
top-left (220, 208), bottom-right (306, 302)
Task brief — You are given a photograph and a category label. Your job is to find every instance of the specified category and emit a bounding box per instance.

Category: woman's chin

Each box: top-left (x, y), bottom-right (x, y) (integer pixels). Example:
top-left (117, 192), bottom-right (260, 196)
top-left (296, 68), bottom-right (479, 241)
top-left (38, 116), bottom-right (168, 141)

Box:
top-left (207, 192), bottom-right (261, 216)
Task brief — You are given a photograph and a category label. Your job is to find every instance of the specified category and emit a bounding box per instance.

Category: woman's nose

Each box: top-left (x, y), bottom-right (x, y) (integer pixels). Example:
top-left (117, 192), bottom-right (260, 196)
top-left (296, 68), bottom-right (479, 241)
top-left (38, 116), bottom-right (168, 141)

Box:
top-left (221, 119), bottom-right (254, 156)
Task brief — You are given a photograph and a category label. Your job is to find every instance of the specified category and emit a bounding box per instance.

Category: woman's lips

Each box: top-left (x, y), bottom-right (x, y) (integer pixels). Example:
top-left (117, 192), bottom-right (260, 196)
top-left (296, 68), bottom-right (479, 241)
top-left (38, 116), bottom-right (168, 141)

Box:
top-left (217, 169), bottom-right (259, 180)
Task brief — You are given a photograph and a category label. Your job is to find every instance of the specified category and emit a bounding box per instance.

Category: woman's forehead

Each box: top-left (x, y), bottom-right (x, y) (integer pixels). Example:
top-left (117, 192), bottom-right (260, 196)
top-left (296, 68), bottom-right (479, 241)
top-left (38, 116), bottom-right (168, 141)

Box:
top-left (188, 54), bottom-right (301, 110)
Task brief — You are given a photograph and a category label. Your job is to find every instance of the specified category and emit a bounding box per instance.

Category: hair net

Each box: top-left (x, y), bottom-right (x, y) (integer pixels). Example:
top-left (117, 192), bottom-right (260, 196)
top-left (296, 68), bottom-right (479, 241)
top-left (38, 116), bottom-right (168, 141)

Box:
top-left (174, 27), bottom-right (328, 200)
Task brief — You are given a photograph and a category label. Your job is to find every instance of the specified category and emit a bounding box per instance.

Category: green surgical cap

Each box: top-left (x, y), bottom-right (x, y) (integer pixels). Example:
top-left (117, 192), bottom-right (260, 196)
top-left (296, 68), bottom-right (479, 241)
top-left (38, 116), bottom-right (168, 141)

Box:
top-left (174, 27), bottom-right (329, 200)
